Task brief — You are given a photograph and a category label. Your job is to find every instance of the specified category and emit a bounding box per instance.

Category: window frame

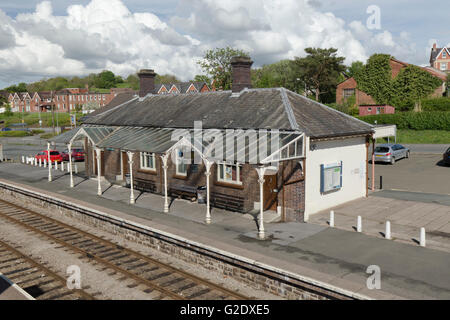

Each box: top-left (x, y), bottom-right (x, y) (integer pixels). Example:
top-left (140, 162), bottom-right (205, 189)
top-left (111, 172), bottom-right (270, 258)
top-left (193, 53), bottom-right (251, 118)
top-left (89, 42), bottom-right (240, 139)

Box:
top-left (175, 149), bottom-right (188, 177)
top-left (139, 152), bottom-right (156, 171)
top-left (217, 162), bottom-right (243, 186)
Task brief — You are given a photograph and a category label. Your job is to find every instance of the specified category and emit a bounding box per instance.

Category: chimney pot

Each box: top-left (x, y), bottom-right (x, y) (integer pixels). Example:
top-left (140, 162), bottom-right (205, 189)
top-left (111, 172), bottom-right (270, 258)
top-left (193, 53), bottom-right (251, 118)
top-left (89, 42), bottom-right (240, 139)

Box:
top-left (138, 69), bottom-right (156, 97)
top-left (433, 43), bottom-right (437, 51)
top-left (231, 56), bottom-right (253, 93)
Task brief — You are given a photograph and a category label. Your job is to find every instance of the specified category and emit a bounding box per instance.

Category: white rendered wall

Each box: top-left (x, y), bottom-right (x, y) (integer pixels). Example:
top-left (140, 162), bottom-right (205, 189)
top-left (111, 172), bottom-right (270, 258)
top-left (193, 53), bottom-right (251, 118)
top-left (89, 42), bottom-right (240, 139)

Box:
top-left (304, 136), bottom-right (367, 220)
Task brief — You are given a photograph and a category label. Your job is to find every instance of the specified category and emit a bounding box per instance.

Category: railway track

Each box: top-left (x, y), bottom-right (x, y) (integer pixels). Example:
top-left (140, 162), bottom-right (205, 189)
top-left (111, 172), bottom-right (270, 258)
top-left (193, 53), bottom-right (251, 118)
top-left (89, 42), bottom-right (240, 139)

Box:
top-left (0, 199), bottom-right (248, 300)
top-left (0, 238), bottom-right (95, 300)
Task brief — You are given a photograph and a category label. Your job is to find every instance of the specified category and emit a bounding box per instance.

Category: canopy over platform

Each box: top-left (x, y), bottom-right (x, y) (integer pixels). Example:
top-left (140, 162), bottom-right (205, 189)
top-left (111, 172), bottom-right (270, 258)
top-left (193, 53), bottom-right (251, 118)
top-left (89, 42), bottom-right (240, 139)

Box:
top-left (50, 126), bottom-right (116, 145)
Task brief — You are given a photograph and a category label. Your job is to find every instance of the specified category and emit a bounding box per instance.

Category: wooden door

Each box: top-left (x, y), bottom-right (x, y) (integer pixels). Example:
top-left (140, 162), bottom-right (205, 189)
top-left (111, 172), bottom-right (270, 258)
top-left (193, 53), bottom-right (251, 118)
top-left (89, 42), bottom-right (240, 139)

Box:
top-left (122, 152), bottom-right (129, 177)
top-left (263, 175), bottom-right (278, 211)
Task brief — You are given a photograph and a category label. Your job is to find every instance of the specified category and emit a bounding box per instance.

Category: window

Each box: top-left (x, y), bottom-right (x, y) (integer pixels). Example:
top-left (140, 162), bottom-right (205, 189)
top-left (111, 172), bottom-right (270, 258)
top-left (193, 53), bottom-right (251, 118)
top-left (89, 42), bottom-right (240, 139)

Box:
top-left (440, 62), bottom-right (447, 71)
top-left (175, 149), bottom-right (187, 176)
top-left (443, 51), bottom-right (447, 59)
top-left (367, 107), bottom-right (372, 112)
top-left (140, 152), bottom-right (156, 170)
top-left (343, 88), bottom-right (355, 99)
top-left (217, 163), bottom-right (243, 185)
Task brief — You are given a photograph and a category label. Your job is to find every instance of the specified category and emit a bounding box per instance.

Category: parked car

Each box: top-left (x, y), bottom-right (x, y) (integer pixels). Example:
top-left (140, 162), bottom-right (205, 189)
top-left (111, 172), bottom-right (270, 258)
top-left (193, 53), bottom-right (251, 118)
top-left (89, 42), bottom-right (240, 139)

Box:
top-left (61, 148), bottom-right (85, 162)
top-left (374, 144), bottom-right (410, 165)
top-left (35, 150), bottom-right (63, 163)
top-left (1, 127), bottom-right (11, 131)
top-left (443, 147), bottom-right (450, 166)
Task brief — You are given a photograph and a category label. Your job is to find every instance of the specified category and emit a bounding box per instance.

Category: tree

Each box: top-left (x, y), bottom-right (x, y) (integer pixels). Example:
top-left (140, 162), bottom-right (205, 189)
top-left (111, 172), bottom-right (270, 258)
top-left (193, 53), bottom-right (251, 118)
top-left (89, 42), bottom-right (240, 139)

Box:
top-left (94, 70), bottom-right (116, 89)
top-left (391, 65), bottom-right (443, 111)
top-left (126, 74), bottom-right (139, 90)
top-left (346, 61), bottom-right (365, 78)
top-left (252, 60), bottom-right (304, 93)
top-left (355, 54), bottom-right (443, 111)
top-left (155, 74), bottom-right (180, 84)
top-left (193, 75), bottom-right (211, 85)
top-left (293, 48), bottom-right (346, 102)
top-left (446, 74), bottom-right (450, 97)
top-left (198, 47), bottom-right (249, 90)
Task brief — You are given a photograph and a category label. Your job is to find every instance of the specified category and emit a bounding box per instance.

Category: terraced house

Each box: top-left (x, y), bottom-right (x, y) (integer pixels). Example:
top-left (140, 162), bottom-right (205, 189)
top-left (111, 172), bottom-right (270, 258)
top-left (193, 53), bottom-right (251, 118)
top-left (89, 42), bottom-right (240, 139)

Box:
top-left (53, 56), bottom-right (375, 237)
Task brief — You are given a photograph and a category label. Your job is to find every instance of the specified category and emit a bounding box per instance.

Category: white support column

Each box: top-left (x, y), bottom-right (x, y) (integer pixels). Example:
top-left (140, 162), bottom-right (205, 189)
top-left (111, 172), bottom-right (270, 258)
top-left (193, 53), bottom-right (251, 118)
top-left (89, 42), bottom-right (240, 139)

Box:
top-left (39, 158), bottom-right (42, 167)
top-left (256, 167), bottom-right (267, 240)
top-left (127, 151), bottom-right (135, 204)
top-left (47, 142), bottom-right (52, 182)
top-left (161, 154), bottom-right (169, 213)
top-left (68, 143), bottom-right (74, 188)
top-left (95, 148), bottom-right (102, 196)
top-left (204, 160), bottom-right (213, 224)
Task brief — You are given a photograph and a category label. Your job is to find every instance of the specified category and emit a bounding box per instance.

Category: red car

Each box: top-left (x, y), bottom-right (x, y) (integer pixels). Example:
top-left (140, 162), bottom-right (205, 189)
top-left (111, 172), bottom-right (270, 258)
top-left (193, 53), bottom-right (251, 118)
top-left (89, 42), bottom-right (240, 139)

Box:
top-left (61, 148), bottom-right (85, 162)
top-left (35, 150), bottom-right (63, 163)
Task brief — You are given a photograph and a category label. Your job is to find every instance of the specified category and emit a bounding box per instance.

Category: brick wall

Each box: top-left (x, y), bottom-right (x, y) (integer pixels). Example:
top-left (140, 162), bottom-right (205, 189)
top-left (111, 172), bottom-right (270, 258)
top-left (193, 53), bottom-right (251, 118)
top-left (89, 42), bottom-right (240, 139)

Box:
top-left (86, 144), bottom-right (305, 217)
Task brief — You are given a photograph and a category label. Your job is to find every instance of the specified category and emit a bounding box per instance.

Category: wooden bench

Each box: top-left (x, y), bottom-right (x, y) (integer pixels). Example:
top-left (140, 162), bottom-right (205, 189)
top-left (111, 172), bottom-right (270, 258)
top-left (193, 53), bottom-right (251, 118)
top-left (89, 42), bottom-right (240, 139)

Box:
top-left (133, 178), bottom-right (156, 193)
top-left (169, 185), bottom-right (197, 202)
top-left (210, 192), bottom-right (245, 213)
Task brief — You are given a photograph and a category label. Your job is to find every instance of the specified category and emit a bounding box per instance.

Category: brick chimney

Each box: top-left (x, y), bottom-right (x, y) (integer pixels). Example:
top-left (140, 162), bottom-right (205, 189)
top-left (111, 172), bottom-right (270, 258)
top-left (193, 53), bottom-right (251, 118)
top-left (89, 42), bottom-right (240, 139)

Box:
top-left (138, 69), bottom-right (156, 97)
top-left (433, 43), bottom-right (437, 51)
top-left (231, 56), bottom-right (253, 93)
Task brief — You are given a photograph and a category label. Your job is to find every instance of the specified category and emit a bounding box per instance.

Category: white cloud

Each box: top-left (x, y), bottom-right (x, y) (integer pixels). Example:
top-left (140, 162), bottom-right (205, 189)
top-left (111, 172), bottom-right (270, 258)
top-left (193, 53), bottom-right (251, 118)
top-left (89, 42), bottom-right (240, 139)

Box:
top-left (0, 0), bottom-right (425, 88)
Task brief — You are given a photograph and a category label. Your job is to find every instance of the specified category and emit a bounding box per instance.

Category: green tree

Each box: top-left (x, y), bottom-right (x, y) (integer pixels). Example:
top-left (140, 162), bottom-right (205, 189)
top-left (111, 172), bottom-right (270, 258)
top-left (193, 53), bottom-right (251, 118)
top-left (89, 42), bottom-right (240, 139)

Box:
top-left (193, 75), bottom-right (211, 85)
top-left (346, 61), bottom-right (365, 78)
top-left (155, 74), bottom-right (180, 84)
top-left (354, 54), bottom-right (393, 104)
top-left (391, 65), bottom-right (443, 111)
top-left (126, 74), bottom-right (139, 90)
top-left (252, 60), bottom-right (304, 93)
top-left (198, 47), bottom-right (249, 90)
top-left (4, 104), bottom-right (13, 117)
top-left (94, 70), bottom-right (116, 89)
top-left (446, 74), bottom-right (450, 97)
top-left (355, 54), bottom-right (443, 110)
top-left (293, 48), bottom-right (346, 102)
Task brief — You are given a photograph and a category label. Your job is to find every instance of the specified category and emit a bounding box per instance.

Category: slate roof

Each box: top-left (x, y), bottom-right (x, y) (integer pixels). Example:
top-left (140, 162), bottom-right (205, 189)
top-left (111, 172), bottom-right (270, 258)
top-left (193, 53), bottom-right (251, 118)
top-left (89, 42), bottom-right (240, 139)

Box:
top-left (86, 92), bottom-right (137, 119)
top-left (84, 88), bottom-right (373, 139)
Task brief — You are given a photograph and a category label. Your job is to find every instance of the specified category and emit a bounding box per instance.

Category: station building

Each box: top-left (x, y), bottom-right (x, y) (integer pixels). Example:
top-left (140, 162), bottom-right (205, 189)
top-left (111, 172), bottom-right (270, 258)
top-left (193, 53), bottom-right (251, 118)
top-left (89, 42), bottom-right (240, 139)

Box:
top-left (53, 57), bottom-right (374, 234)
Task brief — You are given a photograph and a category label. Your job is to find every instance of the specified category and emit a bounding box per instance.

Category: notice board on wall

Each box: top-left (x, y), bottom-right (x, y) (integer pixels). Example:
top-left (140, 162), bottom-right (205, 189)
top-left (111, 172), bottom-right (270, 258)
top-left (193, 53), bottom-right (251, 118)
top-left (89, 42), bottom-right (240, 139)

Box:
top-left (320, 162), bottom-right (343, 193)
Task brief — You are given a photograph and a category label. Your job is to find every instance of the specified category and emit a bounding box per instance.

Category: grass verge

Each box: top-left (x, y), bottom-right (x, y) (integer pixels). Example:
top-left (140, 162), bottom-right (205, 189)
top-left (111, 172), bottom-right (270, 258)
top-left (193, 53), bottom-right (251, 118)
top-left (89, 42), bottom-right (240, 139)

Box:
top-left (377, 130), bottom-right (450, 144)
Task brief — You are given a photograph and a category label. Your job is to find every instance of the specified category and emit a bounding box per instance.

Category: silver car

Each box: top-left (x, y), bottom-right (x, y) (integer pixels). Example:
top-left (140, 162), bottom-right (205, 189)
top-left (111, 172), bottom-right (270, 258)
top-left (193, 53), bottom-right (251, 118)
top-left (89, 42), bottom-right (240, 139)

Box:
top-left (374, 144), bottom-right (410, 164)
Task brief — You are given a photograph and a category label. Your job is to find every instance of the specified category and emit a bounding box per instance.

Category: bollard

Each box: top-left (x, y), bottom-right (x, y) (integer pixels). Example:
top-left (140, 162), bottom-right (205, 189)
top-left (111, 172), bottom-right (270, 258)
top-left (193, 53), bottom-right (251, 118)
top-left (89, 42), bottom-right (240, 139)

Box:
top-left (39, 159), bottom-right (42, 167)
top-left (329, 210), bottom-right (335, 227)
top-left (22, 156), bottom-right (25, 163)
top-left (74, 164), bottom-right (78, 174)
top-left (61, 162), bottom-right (65, 171)
top-left (44, 160), bottom-right (47, 168)
top-left (385, 221), bottom-right (391, 240)
top-left (420, 228), bottom-right (426, 247)
top-left (34, 158), bottom-right (38, 166)
top-left (380, 176), bottom-right (383, 190)
top-left (357, 216), bottom-right (362, 233)
top-left (55, 161), bottom-right (58, 170)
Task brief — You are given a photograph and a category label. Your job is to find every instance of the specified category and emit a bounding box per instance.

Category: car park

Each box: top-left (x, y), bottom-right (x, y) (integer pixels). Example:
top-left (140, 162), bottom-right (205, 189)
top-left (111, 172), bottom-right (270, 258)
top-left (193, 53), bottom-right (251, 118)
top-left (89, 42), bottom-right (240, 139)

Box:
top-left (61, 148), bottom-right (85, 162)
top-left (443, 147), bottom-right (450, 166)
top-left (374, 144), bottom-right (410, 165)
top-left (35, 150), bottom-right (63, 163)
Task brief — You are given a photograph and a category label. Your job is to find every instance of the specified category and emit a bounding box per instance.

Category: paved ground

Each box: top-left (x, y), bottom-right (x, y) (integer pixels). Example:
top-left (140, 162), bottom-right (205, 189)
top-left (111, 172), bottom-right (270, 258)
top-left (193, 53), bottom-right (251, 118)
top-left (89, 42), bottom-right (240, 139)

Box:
top-left (0, 162), bottom-right (449, 300)
top-left (369, 154), bottom-right (450, 195)
top-left (403, 144), bottom-right (449, 155)
top-left (309, 193), bottom-right (450, 253)
top-left (0, 275), bottom-right (31, 300)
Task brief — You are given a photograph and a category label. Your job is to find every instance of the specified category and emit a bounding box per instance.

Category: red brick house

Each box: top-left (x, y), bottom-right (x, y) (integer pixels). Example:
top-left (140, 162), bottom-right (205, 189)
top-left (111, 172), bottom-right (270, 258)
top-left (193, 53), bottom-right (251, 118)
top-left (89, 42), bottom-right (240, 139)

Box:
top-left (430, 43), bottom-right (450, 72)
top-left (336, 57), bottom-right (447, 115)
top-left (55, 56), bottom-right (374, 234)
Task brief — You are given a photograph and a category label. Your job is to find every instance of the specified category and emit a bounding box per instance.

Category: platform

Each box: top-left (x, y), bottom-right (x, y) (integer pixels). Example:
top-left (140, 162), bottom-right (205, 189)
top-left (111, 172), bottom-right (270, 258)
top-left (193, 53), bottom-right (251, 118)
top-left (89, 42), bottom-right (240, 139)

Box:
top-left (0, 162), bottom-right (449, 300)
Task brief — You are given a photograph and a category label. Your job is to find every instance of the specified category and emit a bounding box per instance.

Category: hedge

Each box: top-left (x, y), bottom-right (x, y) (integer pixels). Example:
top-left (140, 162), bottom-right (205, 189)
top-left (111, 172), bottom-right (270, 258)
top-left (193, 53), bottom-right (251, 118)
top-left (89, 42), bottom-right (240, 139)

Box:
top-left (422, 97), bottom-right (450, 112)
top-left (357, 112), bottom-right (450, 131)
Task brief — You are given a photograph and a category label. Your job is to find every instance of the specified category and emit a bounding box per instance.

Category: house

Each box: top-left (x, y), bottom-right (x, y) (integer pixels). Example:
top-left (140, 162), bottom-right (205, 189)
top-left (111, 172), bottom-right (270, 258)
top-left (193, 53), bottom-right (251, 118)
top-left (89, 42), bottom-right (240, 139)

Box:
top-left (53, 56), bottom-right (374, 235)
top-left (430, 43), bottom-right (450, 73)
top-left (337, 57), bottom-right (447, 115)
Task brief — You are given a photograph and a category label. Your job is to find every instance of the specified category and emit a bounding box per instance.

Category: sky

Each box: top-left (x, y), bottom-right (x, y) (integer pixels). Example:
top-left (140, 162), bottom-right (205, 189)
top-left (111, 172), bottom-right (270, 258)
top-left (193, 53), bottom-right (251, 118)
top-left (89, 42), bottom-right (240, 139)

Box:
top-left (0, 0), bottom-right (448, 88)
